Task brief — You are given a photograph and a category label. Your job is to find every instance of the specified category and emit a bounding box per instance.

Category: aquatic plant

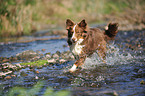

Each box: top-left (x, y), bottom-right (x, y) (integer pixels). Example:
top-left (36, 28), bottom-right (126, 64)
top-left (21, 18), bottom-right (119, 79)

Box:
top-left (20, 60), bottom-right (48, 66)
top-left (7, 81), bottom-right (70, 96)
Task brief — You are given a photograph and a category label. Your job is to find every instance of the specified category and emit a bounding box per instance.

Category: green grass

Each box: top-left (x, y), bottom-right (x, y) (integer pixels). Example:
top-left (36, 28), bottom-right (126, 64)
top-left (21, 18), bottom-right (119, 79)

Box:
top-left (0, 0), bottom-right (145, 37)
top-left (20, 60), bottom-right (48, 66)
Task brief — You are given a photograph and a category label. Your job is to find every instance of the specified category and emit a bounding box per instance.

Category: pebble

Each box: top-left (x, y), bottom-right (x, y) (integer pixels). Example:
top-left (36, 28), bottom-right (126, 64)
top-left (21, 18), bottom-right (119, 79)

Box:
top-left (5, 76), bottom-right (11, 79)
top-left (35, 70), bottom-right (39, 74)
top-left (47, 59), bottom-right (56, 63)
top-left (20, 71), bottom-right (28, 77)
top-left (15, 63), bottom-right (22, 68)
top-left (11, 75), bottom-right (16, 77)
top-left (140, 80), bottom-right (145, 85)
top-left (0, 71), bottom-right (13, 77)
top-left (52, 53), bottom-right (59, 59)
top-left (59, 59), bottom-right (67, 63)
top-left (35, 76), bottom-right (39, 79)
top-left (45, 54), bottom-right (51, 59)
top-left (41, 49), bottom-right (46, 52)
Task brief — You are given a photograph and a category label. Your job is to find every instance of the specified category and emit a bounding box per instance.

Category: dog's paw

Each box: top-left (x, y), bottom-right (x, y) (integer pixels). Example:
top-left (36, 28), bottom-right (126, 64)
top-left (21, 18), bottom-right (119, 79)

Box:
top-left (69, 64), bottom-right (77, 72)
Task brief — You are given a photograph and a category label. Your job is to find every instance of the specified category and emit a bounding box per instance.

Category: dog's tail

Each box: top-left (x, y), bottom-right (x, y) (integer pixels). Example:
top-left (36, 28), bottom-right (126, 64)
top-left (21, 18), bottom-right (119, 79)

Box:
top-left (104, 23), bottom-right (119, 40)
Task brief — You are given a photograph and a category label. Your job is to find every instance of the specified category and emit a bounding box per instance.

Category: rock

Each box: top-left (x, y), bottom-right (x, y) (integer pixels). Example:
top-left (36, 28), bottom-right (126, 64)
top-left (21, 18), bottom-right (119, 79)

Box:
top-left (9, 56), bottom-right (17, 62)
top-left (5, 76), bottom-right (11, 79)
top-left (41, 49), bottom-right (46, 52)
top-left (7, 64), bottom-right (17, 71)
top-left (43, 63), bottom-right (47, 67)
top-left (30, 56), bottom-right (41, 61)
top-left (0, 71), bottom-right (13, 77)
top-left (16, 50), bottom-right (38, 61)
top-left (36, 50), bottom-right (41, 54)
top-left (35, 76), bottom-right (39, 79)
top-left (63, 44), bottom-right (67, 47)
top-left (15, 63), bottom-right (22, 68)
top-left (52, 53), bottom-right (59, 59)
top-left (56, 51), bottom-right (61, 56)
top-left (61, 51), bottom-right (74, 60)
top-left (47, 59), bottom-right (56, 64)
top-left (29, 65), bottom-right (34, 69)
top-left (0, 72), bottom-right (5, 77)
top-left (2, 58), bottom-right (9, 63)
top-left (20, 71), bottom-right (28, 77)
top-left (3, 65), bottom-right (8, 69)
top-left (37, 66), bottom-right (43, 69)
top-left (140, 80), bottom-right (145, 85)
top-left (2, 63), bottom-right (9, 67)
top-left (11, 75), bottom-right (16, 77)
top-left (98, 90), bottom-right (118, 96)
top-left (35, 70), bottom-right (39, 74)
top-left (30, 69), bottom-right (34, 71)
top-left (45, 54), bottom-right (51, 59)
top-left (59, 59), bottom-right (67, 63)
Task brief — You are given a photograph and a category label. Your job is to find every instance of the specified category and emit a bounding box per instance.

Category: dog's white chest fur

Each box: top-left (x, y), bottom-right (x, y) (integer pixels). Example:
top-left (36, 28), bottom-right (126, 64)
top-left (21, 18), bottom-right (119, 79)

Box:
top-left (70, 39), bottom-right (85, 56)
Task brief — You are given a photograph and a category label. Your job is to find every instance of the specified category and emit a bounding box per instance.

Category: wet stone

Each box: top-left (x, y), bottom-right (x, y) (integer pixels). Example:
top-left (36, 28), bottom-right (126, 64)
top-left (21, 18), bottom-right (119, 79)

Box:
top-left (15, 63), bottom-right (22, 69)
top-left (43, 63), bottom-right (47, 67)
top-left (140, 80), bottom-right (145, 85)
top-left (5, 76), bottom-right (11, 79)
top-left (52, 53), bottom-right (59, 59)
top-left (56, 51), bottom-right (61, 56)
top-left (37, 66), bottom-right (43, 69)
top-left (16, 50), bottom-right (39, 61)
top-left (20, 71), bottom-right (28, 77)
top-left (11, 75), bottom-right (16, 77)
top-left (47, 59), bottom-right (56, 64)
top-left (36, 50), bottom-right (41, 54)
top-left (35, 70), bottom-right (39, 74)
top-left (35, 76), bottom-right (39, 79)
top-left (41, 49), bottom-right (46, 52)
top-left (59, 59), bottom-right (67, 64)
top-left (2, 58), bottom-right (9, 63)
top-left (45, 54), bottom-right (51, 59)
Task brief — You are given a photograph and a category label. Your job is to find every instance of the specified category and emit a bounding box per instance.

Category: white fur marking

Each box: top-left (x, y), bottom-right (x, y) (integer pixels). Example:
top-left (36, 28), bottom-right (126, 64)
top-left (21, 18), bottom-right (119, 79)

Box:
top-left (69, 64), bottom-right (77, 72)
top-left (70, 39), bottom-right (85, 56)
top-left (71, 24), bottom-right (77, 42)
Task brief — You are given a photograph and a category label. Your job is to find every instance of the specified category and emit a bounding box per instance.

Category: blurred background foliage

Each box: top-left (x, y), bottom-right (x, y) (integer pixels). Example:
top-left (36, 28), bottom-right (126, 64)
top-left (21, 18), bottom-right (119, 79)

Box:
top-left (0, 0), bottom-right (145, 37)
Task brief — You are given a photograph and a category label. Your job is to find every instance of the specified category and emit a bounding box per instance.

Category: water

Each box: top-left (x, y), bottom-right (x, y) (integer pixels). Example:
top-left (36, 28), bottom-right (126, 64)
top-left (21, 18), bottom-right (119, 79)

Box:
top-left (0, 37), bottom-right (69, 57)
top-left (0, 30), bottom-right (145, 96)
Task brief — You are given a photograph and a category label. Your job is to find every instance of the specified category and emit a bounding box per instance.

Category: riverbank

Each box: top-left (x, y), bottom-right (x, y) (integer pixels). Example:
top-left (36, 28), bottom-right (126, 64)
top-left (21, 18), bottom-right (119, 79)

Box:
top-left (0, 0), bottom-right (145, 37)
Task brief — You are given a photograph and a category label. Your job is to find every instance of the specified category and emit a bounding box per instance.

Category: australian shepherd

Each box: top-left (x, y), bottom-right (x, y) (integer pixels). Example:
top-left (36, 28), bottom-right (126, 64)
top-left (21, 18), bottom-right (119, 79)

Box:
top-left (66, 19), bottom-right (118, 72)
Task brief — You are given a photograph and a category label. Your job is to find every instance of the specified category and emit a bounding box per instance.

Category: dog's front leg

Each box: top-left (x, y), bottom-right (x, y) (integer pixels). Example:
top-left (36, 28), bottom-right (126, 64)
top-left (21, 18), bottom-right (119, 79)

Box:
top-left (69, 55), bottom-right (86, 72)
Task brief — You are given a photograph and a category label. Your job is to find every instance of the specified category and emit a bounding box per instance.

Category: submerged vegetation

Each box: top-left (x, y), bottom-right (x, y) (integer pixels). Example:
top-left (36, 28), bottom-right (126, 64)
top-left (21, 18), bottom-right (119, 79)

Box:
top-left (7, 81), bottom-right (70, 96)
top-left (0, 0), bottom-right (145, 37)
top-left (20, 60), bottom-right (48, 66)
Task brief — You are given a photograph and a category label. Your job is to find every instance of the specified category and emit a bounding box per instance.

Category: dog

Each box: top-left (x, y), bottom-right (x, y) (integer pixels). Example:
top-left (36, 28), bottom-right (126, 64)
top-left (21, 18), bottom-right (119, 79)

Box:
top-left (66, 19), bottom-right (118, 72)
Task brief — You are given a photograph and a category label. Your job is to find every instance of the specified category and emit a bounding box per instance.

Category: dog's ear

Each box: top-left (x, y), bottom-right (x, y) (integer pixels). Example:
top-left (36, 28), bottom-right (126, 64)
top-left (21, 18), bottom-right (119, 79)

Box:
top-left (78, 19), bottom-right (87, 28)
top-left (66, 19), bottom-right (75, 29)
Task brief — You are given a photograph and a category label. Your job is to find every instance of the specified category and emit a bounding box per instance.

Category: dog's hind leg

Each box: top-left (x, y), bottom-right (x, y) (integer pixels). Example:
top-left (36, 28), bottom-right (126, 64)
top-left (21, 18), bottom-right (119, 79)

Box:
top-left (97, 43), bottom-right (107, 63)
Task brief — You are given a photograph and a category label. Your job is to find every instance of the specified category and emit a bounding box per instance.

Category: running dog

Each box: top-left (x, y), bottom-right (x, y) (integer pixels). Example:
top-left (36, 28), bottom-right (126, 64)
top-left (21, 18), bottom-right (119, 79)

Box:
top-left (66, 19), bottom-right (118, 72)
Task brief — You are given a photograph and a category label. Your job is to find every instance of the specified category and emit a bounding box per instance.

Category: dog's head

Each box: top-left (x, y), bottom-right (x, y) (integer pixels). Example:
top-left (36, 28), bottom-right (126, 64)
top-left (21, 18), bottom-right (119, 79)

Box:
top-left (66, 19), bottom-right (89, 45)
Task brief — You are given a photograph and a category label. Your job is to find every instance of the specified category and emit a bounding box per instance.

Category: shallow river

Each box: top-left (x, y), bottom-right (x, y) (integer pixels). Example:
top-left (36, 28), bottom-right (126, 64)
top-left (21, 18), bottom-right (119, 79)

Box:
top-left (0, 30), bottom-right (145, 96)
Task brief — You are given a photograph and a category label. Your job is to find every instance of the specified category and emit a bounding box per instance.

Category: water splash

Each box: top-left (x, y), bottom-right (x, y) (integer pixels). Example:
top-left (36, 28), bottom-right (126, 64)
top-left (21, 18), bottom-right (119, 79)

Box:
top-left (83, 43), bottom-right (133, 69)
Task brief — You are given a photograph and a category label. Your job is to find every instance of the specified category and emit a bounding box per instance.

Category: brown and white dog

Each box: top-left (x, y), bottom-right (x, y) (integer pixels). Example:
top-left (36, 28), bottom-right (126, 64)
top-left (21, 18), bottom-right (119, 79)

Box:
top-left (66, 19), bottom-right (118, 72)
